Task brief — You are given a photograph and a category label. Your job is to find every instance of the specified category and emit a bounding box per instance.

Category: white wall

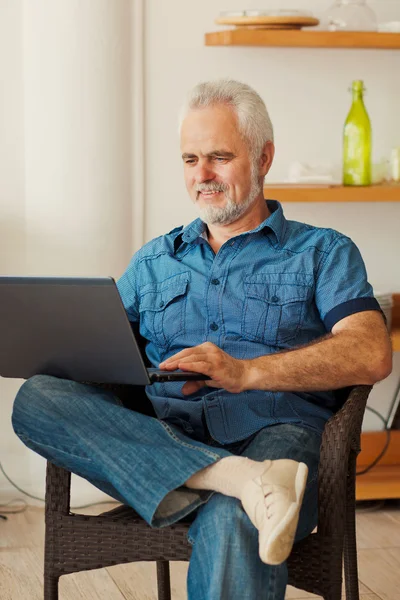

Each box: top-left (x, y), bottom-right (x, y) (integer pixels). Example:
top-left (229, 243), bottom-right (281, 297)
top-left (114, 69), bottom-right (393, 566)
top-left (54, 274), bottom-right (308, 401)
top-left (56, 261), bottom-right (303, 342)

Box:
top-left (0, 0), bottom-right (29, 504)
top-left (1, 0), bottom-right (399, 504)
top-left (1, 0), bottom-right (133, 505)
top-left (143, 0), bottom-right (400, 431)
top-left (24, 0), bottom-right (132, 278)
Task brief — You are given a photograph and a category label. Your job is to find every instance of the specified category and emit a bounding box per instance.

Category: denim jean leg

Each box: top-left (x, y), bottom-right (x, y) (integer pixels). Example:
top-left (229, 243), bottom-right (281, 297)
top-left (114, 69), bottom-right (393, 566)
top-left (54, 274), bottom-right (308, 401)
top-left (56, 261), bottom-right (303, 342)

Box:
top-left (187, 493), bottom-right (288, 600)
top-left (11, 375), bottom-right (233, 526)
top-left (186, 424), bottom-right (321, 600)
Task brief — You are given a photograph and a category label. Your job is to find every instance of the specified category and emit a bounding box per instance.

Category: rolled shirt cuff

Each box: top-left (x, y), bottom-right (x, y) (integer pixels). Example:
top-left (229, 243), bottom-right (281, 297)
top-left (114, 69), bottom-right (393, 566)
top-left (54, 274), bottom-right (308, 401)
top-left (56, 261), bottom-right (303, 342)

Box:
top-left (323, 297), bottom-right (384, 331)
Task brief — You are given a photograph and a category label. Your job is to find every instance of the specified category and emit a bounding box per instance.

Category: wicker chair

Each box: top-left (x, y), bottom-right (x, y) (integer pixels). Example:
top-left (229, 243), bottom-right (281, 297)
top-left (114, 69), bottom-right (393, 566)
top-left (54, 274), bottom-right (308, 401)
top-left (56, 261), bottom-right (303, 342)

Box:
top-left (44, 383), bottom-right (371, 600)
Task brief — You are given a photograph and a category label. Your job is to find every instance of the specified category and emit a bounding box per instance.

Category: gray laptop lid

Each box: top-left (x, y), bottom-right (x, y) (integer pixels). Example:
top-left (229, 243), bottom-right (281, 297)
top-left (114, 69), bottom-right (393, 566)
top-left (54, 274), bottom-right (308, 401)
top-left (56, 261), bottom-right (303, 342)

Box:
top-left (0, 276), bottom-right (152, 385)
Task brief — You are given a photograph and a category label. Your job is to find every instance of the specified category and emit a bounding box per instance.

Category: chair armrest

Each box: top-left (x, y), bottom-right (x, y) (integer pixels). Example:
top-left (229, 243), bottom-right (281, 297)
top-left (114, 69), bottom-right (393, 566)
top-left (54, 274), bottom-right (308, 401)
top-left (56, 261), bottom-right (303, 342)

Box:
top-left (322, 385), bottom-right (372, 460)
top-left (317, 385), bottom-right (372, 537)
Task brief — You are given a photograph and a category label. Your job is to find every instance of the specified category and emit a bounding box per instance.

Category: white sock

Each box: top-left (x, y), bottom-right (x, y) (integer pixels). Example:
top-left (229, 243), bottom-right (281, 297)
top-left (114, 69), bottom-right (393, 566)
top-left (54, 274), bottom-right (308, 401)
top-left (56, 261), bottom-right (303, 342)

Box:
top-left (185, 456), bottom-right (271, 500)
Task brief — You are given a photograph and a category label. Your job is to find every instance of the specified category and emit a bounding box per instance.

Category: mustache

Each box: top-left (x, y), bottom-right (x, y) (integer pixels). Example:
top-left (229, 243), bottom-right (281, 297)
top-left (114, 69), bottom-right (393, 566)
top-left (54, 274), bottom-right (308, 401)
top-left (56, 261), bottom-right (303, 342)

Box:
top-left (195, 182), bottom-right (228, 195)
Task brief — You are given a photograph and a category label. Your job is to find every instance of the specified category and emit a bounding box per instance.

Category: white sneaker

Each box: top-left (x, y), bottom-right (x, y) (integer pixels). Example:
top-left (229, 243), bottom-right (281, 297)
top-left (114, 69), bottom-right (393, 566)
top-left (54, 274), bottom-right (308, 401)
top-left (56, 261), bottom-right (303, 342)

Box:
top-left (241, 459), bottom-right (308, 565)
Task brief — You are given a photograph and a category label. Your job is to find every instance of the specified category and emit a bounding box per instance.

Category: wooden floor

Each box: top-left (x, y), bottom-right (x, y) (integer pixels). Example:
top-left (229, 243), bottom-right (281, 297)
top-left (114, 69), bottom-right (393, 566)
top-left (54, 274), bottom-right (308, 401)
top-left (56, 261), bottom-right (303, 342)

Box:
top-left (1, 502), bottom-right (400, 599)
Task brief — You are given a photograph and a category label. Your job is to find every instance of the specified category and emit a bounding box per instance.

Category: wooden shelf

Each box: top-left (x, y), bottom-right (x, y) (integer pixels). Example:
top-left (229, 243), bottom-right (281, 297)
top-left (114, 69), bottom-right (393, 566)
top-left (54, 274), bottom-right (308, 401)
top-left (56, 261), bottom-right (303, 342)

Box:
top-left (357, 431), bottom-right (400, 501)
top-left (356, 464), bottom-right (400, 500)
top-left (263, 183), bottom-right (400, 203)
top-left (205, 29), bottom-right (400, 50)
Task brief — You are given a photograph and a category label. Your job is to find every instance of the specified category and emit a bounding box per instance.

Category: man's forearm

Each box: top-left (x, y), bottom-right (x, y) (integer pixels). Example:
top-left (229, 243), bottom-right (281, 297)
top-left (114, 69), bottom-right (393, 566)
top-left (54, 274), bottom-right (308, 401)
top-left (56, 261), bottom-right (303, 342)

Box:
top-left (243, 331), bottom-right (386, 392)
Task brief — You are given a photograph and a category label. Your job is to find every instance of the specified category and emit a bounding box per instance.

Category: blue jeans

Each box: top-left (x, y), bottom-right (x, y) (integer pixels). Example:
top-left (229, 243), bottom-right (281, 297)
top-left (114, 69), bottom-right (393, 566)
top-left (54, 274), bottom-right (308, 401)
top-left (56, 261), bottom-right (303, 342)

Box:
top-left (12, 375), bottom-right (321, 600)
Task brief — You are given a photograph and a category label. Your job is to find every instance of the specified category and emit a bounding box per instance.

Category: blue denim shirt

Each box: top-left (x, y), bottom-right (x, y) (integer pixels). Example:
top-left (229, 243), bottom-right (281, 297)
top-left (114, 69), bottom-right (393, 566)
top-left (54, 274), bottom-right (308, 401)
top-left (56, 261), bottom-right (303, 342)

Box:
top-left (117, 200), bottom-right (380, 444)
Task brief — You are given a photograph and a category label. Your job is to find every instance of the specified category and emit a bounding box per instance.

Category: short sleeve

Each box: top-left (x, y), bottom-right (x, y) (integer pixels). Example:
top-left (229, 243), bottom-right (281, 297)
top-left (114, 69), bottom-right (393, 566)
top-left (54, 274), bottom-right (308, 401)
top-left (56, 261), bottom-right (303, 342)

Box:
top-left (315, 235), bottom-right (382, 331)
top-left (116, 253), bottom-right (140, 323)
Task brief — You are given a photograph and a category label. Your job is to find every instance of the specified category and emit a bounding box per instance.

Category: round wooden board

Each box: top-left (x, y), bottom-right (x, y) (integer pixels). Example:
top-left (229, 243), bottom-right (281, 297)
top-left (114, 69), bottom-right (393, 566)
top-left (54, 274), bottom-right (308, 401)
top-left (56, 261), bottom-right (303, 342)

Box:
top-left (215, 16), bottom-right (319, 27)
top-left (232, 24), bottom-right (303, 30)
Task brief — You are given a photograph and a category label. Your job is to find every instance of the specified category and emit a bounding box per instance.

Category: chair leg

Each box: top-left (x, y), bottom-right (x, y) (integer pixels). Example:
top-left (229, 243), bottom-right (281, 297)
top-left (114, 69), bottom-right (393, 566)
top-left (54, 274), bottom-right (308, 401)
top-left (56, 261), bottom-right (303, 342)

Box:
top-left (344, 453), bottom-right (360, 600)
top-left (323, 592), bottom-right (342, 600)
top-left (156, 561), bottom-right (171, 600)
top-left (44, 575), bottom-right (59, 600)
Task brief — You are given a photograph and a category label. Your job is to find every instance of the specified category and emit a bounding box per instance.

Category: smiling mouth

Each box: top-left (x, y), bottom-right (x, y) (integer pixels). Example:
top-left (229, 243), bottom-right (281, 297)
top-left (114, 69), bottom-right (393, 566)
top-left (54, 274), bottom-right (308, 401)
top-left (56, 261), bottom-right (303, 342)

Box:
top-left (198, 191), bottom-right (223, 199)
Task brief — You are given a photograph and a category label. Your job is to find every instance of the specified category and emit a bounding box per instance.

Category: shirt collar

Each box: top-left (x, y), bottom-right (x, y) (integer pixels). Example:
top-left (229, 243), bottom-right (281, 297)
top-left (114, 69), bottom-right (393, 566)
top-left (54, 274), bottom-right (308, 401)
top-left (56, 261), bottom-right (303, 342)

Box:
top-left (173, 200), bottom-right (287, 254)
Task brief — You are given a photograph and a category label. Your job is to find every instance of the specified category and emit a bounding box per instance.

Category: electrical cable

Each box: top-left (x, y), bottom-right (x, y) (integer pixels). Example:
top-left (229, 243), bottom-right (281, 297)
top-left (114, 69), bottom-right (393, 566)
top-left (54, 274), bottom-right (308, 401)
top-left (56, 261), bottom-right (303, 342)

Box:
top-left (0, 459), bottom-right (119, 515)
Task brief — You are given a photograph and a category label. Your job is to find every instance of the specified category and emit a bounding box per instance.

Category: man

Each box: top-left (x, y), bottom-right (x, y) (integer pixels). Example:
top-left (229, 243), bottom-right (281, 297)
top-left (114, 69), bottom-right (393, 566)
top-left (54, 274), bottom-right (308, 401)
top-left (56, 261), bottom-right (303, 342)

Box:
top-left (12, 79), bottom-right (392, 600)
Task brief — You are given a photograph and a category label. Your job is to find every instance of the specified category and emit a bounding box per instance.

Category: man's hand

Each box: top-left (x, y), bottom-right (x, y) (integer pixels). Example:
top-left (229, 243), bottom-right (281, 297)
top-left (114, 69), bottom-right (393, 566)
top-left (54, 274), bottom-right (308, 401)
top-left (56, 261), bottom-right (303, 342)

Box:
top-left (159, 342), bottom-right (249, 395)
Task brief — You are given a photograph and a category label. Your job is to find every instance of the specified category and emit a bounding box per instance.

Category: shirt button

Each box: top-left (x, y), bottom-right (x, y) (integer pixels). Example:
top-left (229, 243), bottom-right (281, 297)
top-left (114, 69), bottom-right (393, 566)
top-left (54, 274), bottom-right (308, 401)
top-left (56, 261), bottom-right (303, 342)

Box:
top-left (210, 322), bottom-right (219, 331)
top-left (159, 301), bottom-right (165, 308)
top-left (271, 295), bottom-right (279, 303)
top-left (211, 279), bottom-right (220, 285)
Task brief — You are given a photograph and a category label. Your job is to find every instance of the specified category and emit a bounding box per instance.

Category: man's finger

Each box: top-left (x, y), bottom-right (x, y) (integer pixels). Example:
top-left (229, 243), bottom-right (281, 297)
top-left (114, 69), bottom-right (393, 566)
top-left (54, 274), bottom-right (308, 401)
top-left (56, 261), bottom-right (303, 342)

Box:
top-left (160, 361), bottom-right (179, 370)
top-left (201, 380), bottom-right (221, 389)
top-left (178, 354), bottom-right (209, 365)
top-left (178, 360), bottom-right (211, 375)
top-left (159, 348), bottom-right (199, 368)
top-left (182, 379), bottom-right (220, 395)
top-left (181, 380), bottom-right (208, 395)
top-left (159, 355), bottom-right (207, 371)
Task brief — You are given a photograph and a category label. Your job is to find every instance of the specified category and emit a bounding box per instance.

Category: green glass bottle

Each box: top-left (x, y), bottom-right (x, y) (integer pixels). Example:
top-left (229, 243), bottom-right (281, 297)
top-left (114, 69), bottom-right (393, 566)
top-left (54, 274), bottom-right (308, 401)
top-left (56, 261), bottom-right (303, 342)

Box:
top-left (343, 80), bottom-right (372, 186)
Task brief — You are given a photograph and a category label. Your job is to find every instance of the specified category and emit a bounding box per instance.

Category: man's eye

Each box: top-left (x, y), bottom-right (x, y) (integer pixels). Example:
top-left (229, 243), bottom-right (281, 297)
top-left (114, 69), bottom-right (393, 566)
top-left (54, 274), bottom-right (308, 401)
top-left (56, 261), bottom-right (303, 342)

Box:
top-left (185, 159), bottom-right (195, 164)
top-left (215, 157), bottom-right (226, 162)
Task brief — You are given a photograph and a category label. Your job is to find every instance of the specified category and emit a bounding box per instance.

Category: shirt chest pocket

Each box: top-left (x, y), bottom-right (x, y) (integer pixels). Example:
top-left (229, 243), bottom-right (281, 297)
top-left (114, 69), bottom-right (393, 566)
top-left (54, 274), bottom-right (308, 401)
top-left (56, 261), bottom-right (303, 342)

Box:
top-left (139, 272), bottom-right (190, 349)
top-left (242, 273), bottom-right (313, 346)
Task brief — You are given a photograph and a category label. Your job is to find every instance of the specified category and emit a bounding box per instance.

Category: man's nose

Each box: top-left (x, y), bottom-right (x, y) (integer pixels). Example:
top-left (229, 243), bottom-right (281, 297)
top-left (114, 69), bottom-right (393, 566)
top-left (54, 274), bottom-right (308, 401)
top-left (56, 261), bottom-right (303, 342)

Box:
top-left (194, 162), bottom-right (215, 183)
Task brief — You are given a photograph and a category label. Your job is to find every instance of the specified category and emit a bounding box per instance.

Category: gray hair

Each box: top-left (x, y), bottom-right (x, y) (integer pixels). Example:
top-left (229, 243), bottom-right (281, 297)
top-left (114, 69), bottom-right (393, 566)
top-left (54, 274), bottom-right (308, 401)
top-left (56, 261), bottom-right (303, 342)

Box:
top-left (178, 79), bottom-right (274, 162)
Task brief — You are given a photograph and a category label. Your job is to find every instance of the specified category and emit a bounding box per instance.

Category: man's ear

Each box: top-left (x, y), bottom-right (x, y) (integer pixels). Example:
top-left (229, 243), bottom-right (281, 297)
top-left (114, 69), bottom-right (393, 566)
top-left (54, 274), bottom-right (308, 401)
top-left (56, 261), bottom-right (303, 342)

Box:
top-left (259, 141), bottom-right (275, 177)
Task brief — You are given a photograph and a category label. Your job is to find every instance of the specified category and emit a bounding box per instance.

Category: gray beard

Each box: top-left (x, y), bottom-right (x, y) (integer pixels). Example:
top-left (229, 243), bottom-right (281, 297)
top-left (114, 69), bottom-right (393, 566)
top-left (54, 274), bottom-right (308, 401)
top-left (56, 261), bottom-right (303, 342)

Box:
top-left (194, 176), bottom-right (262, 226)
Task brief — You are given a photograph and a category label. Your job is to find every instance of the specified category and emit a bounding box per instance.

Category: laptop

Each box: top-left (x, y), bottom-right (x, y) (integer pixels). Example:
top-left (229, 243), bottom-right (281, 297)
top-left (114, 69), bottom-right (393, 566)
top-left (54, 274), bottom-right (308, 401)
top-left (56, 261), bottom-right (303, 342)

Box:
top-left (0, 276), bottom-right (209, 385)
